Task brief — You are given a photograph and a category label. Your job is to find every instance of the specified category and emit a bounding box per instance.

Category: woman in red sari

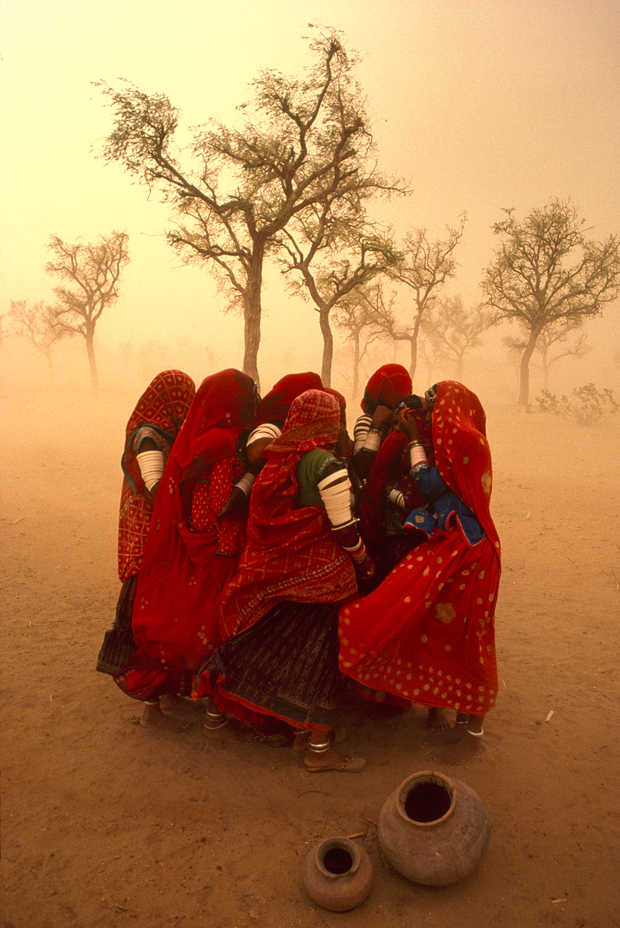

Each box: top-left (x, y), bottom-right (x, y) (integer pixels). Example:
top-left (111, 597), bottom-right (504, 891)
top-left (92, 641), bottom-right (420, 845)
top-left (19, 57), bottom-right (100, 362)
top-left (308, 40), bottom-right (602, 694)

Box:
top-left (222, 372), bottom-right (324, 515)
top-left (351, 363), bottom-right (412, 482)
top-left (96, 370), bottom-right (195, 678)
top-left (113, 369), bottom-right (257, 730)
top-left (196, 389), bottom-right (373, 771)
top-left (339, 381), bottom-right (501, 765)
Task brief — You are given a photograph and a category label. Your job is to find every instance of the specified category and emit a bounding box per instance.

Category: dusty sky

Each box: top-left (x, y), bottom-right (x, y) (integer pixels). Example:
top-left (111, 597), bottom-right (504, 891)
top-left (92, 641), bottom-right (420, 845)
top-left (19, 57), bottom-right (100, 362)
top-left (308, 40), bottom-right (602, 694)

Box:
top-left (1, 0), bottom-right (619, 395)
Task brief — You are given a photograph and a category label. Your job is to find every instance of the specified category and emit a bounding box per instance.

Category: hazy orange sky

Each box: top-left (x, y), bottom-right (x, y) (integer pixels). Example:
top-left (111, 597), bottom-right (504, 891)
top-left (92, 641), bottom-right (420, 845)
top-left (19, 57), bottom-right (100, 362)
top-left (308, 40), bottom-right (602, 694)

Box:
top-left (1, 0), bottom-right (619, 392)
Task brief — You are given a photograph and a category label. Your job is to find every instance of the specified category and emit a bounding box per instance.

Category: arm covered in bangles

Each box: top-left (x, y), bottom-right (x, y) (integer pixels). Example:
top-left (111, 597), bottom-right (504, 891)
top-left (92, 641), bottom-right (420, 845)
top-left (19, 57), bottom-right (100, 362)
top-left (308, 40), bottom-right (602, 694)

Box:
top-left (317, 467), bottom-right (375, 579)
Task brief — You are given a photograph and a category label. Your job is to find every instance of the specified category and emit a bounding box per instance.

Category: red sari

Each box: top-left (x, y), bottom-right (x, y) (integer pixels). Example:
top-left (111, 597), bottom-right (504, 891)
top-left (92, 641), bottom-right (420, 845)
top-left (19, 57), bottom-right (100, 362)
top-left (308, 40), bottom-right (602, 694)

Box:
top-left (114, 369), bottom-right (256, 701)
top-left (251, 372), bottom-right (323, 428)
top-left (339, 381), bottom-right (500, 718)
top-left (361, 363), bottom-right (412, 414)
top-left (118, 370), bottom-right (196, 582)
top-left (218, 389), bottom-right (358, 640)
top-left (195, 390), bottom-right (358, 732)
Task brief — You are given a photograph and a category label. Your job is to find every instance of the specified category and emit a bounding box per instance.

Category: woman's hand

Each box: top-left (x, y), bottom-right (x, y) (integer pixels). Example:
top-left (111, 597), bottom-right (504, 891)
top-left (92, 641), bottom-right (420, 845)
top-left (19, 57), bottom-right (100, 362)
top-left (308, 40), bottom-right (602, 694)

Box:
top-left (217, 486), bottom-right (247, 517)
top-left (395, 407), bottom-right (421, 441)
top-left (371, 404), bottom-right (393, 431)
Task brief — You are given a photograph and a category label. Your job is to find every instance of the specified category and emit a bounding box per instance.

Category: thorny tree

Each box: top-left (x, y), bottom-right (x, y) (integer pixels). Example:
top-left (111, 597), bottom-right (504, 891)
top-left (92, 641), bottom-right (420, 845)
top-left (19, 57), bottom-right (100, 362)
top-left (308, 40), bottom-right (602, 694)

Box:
top-left (278, 218), bottom-right (401, 385)
top-left (97, 30), bottom-right (404, 385)
top-left (46, 232), bottom-right (130, 390)
top-left (335, 281), bottom-right (395, 397)
top-left (482, 199), bottom-right (620, 405)
top-left (8, 300), bottom-right (72, 378)
top-left (376, 218), bottom-right (466, 379)
top-left (503, 318), bottom-right (591, 391)
top-left (420, 295), bottom-right (495, 381)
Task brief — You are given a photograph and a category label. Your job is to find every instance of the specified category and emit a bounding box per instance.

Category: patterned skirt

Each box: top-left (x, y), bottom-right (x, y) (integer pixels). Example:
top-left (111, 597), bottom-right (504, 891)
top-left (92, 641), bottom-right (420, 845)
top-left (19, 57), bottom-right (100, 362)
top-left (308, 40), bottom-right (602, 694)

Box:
top-left (96, 576), bottom-right (139, 676)
top-left (200, 601), bottom-right (341, 733)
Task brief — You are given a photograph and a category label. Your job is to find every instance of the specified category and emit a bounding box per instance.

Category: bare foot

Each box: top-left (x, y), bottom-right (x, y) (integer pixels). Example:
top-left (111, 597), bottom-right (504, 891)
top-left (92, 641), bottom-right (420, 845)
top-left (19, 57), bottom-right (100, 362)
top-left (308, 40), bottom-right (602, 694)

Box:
top-left (430, 730), bottom-right (486, 766)
top-left (159, 694), bottom-right (205, 715)
top-left (303, 746), bottom-right (366, 773)
top-left (140, 702), bottom-right (183, 732)
top-left (202, 718), bottom-right (249, 744)
top-left (426, 708), bottom-right (452, 733)
top-left (426, 720), bottom-right (467, 746)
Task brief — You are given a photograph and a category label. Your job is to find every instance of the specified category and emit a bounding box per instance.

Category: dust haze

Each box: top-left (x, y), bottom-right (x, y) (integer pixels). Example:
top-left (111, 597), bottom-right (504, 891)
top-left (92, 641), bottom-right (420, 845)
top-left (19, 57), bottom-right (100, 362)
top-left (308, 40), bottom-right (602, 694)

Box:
top-left (2, 0), bottom-right (620, 924)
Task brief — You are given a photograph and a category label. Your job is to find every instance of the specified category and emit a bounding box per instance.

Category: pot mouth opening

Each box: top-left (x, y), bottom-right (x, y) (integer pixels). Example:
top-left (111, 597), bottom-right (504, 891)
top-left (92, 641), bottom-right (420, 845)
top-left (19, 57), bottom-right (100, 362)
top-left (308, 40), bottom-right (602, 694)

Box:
top-left (318, 838), bottom-right (359, 876)
top-left (400, 774), bottom-right (455, 825)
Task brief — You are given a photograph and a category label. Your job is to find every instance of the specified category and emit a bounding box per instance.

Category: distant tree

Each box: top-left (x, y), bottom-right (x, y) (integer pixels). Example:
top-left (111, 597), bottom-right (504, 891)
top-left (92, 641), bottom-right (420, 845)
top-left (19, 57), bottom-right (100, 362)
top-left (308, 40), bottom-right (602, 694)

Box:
top-left (503, 317), bottom-right (591, 390)
top-left (378, 217), bottom-right (466, 379)
top-left (8, 299), bottom-right (72, 377)
top-left (420, 295), bottom-right (495, 381)
top-left (334, 281), bottom-right (391, 397)
top-left (278, 220), bottom-right (400, 385)
top-left (483, 199), bottom-right (620, 405)
top-left (46, 232), bottom-right (129, 390)
top-left (97, 30), bottom-right (404, 386)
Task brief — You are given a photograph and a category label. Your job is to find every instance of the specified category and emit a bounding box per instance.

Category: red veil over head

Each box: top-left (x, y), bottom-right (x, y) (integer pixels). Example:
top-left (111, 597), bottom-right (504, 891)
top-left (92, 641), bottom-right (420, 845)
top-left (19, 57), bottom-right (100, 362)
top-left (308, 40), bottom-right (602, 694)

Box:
top-left (361, 364), bottom-right (412, 414)
top-left (115, 369), bottom-right (256, 698)
top-left (430, 381), bottom-right (499, 553)
top-left (122, 370), bottom-right (196, 494)
top-left (339, 379), bottom-right (500, 718)
top-left (218, 389), bottom-right (358, 640)
top-left (251, 372), bottom-right (323, 428)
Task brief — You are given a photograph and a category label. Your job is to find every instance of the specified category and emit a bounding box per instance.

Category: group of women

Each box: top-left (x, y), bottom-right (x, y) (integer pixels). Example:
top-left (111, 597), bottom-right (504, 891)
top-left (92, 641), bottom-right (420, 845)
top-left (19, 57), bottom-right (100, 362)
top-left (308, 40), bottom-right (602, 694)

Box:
top-left (96, 363), bottom-right (500, 770)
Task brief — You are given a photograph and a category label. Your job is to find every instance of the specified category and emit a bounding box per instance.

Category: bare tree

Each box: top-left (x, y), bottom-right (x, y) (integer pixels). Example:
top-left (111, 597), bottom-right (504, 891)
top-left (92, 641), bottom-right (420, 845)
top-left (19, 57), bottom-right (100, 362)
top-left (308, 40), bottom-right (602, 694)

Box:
top-left (278, 219), bottom-right (400, 385)
top-left (334, 282), bottom-right (391, 397)
top-left (503, 318), bottom-right (591, 390)
top-left (46, 232), bottom-right (129, 390)
top-left (8, 300), bottom-right (72, 378)
top-left (97, 30), bottom-right (404, 385)
top-left (379, 217), bottom-right (466, 379)
top-left (420, 295), bottom-right (495, 381)
top-left (482, 199), bottom-right (620, 405)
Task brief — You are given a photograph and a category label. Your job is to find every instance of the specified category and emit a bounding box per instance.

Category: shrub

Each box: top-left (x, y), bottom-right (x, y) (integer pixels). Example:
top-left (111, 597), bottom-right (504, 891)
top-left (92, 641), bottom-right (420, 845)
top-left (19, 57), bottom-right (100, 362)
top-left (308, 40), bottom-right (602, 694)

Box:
top-left (536, 383), bottom-right (619, 424)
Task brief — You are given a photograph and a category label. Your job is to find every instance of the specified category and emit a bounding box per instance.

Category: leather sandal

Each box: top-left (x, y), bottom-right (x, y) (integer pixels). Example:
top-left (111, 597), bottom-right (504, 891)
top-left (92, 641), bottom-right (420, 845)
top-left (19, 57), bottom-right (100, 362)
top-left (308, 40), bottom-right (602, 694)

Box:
top-left (292, 727), bottom-right (347, 754)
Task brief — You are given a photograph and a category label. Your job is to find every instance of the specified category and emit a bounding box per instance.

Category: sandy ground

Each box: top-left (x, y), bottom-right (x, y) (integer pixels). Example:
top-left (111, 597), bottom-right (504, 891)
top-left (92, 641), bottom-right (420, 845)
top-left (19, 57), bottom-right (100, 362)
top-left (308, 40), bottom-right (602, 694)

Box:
top-left (2, 387), bottom-right (620, 928)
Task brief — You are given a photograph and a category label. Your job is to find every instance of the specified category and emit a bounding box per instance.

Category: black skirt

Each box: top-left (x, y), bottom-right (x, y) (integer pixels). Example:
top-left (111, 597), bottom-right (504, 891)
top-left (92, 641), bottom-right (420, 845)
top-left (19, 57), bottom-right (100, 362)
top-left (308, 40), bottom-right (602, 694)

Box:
top-left (203, 600), bottom-right (341, 729)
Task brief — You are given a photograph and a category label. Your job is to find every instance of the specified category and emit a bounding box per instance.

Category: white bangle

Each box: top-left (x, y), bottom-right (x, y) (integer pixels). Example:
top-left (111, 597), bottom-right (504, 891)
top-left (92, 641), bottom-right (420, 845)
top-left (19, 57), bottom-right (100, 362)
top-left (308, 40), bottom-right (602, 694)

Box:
top-left (136, 450), bottom-right (164, 491)
top-left (387, 488), bottom-right (406, 508)
top-left (234, 472), bottom-right (256, 497)
top-left (318, 470), bottom-right (355, 530)
top-left (362, 430), bottom-right (381, 453)
top-left (409, 445), bottom-right (428, 468)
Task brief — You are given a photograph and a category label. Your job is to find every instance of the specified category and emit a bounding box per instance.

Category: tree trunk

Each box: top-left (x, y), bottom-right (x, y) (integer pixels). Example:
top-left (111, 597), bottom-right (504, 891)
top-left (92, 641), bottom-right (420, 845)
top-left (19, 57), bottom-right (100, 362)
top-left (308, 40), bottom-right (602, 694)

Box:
top-left (319, 307), bottom-right (333, 387)
top-left (409, 311), bottom-right (422, 380)
top-left (518, 328), bottom-right (540, 406)
top-left (86, 330), bottom-right (98, 392)
top-left (352, 330), bottom-right (360, 400)
top-left (409, 335), bottom-right (418, 381)
top-left (242, 247), bottom-right (264, 388)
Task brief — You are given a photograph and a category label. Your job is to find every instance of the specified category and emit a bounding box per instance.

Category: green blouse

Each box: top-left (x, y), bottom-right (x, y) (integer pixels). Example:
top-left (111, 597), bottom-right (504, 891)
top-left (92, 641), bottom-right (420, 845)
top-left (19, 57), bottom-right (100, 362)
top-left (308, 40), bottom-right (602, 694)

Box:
top-left (296, 448), bottom-right (340, 506)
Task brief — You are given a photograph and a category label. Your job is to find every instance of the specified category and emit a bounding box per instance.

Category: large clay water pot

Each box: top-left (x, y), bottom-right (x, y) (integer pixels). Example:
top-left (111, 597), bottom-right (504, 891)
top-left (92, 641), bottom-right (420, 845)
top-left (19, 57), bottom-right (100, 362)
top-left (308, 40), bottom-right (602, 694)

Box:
top-left (302, 836), bottom-right (373, 911)
top-left (378, 770), bottom-right (490, 886)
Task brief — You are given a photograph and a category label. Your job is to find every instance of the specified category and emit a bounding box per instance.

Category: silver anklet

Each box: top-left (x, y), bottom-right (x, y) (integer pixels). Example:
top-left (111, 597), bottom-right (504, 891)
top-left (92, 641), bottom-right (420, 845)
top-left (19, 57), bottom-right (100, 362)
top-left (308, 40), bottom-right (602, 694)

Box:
top-left (466, 727), bottom-right (484, 737)
top-left (308, 739), bottom-right (331, 753)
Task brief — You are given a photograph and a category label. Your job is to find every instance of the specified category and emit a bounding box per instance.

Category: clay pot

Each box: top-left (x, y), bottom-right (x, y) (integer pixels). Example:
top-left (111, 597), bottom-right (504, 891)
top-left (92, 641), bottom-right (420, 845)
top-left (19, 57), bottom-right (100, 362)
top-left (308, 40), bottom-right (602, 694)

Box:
top-left (378, 770), bottom-right (490, 886)
top-left (302, 836), bottom-right (373, 911)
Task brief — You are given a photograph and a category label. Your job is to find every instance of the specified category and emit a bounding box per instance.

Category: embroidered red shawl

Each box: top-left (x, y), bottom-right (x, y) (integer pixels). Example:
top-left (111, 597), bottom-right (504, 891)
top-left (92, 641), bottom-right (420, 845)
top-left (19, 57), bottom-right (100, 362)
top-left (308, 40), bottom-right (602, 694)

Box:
top-left (118, 370), bottom-right (195, 581)
top-left (121, 370), bottom-right (256, 687)
top-left (219, 389), bottom-right (358, 640)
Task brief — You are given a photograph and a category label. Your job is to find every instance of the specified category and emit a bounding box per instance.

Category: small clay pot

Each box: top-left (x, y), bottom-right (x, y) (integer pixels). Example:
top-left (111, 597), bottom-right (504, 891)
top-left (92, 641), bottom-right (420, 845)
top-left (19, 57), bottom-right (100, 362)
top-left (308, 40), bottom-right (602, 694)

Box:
top-left (302, 836), bottom-right (373, 912)
top-left (378, 770), bottom-right (490, 886)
